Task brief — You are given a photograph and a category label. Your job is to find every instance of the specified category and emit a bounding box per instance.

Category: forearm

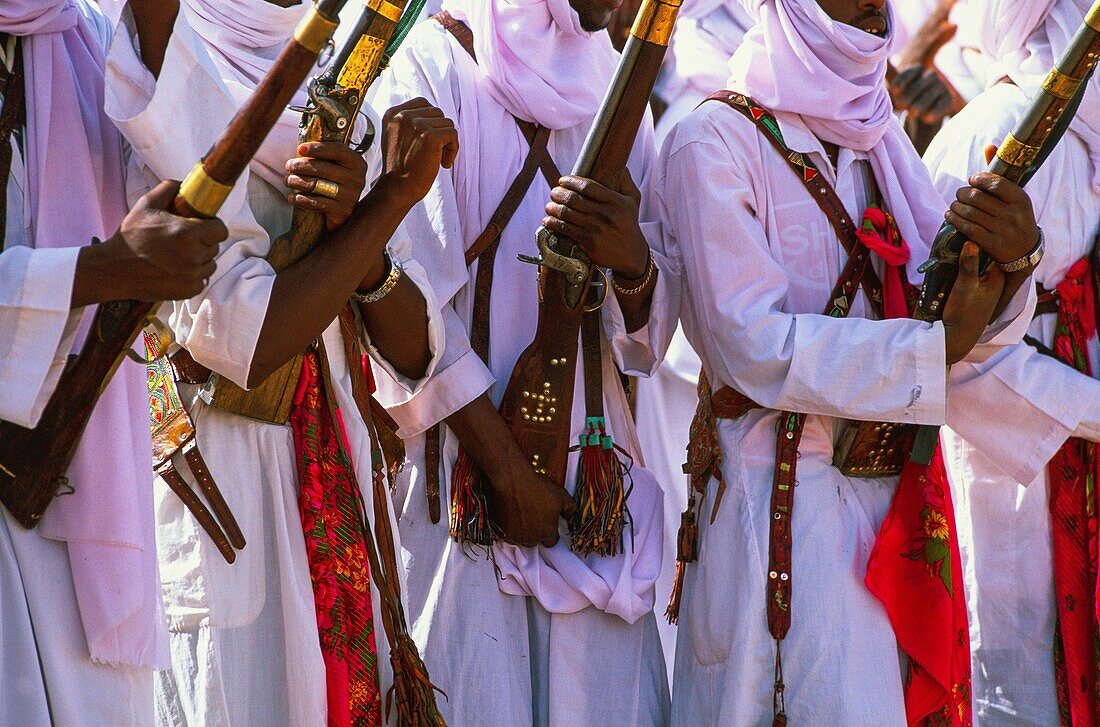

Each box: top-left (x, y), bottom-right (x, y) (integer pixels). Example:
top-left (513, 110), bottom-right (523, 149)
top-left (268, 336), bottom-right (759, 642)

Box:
top-left (127, 0), bottom-right (180, 78)
top-left (444, 393), bottom-right (525, 481)
top-left (356, 274), bottom-right (431, 380)
top-left (249, 183), bottom-right (414, 387)
top-left (991, 269), bottom-right (1031, 322)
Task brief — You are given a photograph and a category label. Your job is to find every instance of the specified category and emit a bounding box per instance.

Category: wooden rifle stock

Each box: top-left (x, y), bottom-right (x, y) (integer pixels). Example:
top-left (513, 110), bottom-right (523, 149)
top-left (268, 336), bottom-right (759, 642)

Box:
top-left (498, 0), bottom-right (681, 486)
top-left (0, 0), bottom-right (349, 528)
top-left (916, 0), bottom-right (1100, 323)
top-left (208, 0), bottom-right (412, 422)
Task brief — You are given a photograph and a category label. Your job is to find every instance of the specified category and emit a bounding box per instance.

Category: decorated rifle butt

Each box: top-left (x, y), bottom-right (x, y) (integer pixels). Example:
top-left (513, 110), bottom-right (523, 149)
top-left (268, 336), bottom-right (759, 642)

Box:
top-left (499, 286), bottom-right (585, 487)
top-left (917, 0), bottom-right (1100, 322)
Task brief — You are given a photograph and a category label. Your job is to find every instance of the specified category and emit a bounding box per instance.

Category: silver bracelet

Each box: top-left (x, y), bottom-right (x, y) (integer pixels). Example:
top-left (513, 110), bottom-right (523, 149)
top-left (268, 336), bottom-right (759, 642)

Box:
top-left (353, 252), bottom-right (403, 304)
top-left (997, 228), bottom-right (1045, 273)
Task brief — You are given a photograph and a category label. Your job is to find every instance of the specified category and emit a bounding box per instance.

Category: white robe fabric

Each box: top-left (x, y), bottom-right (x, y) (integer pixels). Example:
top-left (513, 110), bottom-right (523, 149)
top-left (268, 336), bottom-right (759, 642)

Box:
top-left (104, 9), bottom-right (445, 726)
top-left (0, 7), bottom-right (155, 725)
top-left (925, 82), bottom-right (1100, 725)
top-left (370, 18), bottom-right (677, 726)
top-left (659, 96), bottom-right (1031, 725)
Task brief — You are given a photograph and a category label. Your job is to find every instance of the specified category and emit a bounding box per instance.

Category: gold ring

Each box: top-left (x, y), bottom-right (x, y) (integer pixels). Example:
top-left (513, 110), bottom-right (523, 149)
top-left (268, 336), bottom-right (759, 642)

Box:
top-left (313, 179), bottom-right (341, 199)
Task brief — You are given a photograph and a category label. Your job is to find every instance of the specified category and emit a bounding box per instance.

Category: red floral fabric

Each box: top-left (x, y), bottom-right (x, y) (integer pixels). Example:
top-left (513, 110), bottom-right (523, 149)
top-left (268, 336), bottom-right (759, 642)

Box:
top-left (1046, 258), bottom-right (1100, 727)
top-left (861, 209), bottom-right (972, 727)
top-left (290, 349), bottom-right (383, 727)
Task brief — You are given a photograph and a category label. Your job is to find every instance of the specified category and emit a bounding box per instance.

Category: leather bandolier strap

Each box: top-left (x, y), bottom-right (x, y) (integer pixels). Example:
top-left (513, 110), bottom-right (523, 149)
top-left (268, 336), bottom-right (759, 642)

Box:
top-left (679, 91), bottom-right (916, 725)
top-left (424, 12), bottom-right (561, 525)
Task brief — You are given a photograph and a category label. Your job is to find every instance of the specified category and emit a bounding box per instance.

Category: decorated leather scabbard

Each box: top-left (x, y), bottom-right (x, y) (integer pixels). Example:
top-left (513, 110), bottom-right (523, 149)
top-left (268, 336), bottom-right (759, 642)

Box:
top-left (916, 0), bottom-right (1100, 322)
top-left (499, 0), bottom-right (682, 488)
top-left (0, 0), bottom-right (349, 529)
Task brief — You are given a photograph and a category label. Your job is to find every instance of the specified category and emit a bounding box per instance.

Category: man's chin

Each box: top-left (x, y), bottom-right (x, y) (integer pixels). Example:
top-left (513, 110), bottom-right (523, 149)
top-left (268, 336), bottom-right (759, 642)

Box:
top-left (579, 11), bottom-right (613, 33)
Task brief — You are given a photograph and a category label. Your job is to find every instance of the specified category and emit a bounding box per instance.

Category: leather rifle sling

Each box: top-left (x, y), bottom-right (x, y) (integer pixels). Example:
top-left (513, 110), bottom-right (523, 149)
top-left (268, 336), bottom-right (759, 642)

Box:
top-left (703, 91), bottom-right (893, 723)
top-left (423, 12), bottom-right (560, 523)
top-left (0, 35), bottom-right (23, 247)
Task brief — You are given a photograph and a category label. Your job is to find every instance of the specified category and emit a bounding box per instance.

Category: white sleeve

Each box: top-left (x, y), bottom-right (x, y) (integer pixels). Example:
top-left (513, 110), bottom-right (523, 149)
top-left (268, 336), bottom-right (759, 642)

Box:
top-left (662, 114), bottom-right (948, 424)
top-left (0, 247), bottom-right (83, 427)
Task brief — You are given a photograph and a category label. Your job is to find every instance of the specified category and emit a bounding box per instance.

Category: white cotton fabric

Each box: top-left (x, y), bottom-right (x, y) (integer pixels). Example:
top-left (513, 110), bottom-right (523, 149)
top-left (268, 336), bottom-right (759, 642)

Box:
top-left (439, 0), bottom-right (618, 129)
top-left (959, 0), bottom-right (1100, 187)
top-left (925, 80), bottom-right (1100, 726)
top-left (105, 5), bottom-right (444, 725)
top-left (370, 14), bottom-right (678, 725)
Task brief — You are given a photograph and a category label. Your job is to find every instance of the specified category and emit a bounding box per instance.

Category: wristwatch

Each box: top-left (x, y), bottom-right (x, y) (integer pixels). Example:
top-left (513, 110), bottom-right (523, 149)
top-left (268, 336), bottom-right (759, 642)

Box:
top-left (997, 228), bottom-right (1045, 273)
top-left (353, 252), bottom-right (403, 304)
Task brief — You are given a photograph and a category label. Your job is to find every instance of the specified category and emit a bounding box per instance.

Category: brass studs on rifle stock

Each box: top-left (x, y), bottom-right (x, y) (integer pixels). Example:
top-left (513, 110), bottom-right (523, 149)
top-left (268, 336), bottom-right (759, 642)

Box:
top-left (520, 385), bottom-right (557, 424)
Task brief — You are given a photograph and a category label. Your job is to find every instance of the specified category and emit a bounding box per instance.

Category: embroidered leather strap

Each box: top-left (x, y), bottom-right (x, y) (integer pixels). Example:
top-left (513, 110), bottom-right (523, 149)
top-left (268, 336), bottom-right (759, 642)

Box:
top-left (704, 90), bottom-right (888, 723)
top-left (426, 12), bottom-right (562, 525)
top-left (0, 35), bottom-right (23, 248)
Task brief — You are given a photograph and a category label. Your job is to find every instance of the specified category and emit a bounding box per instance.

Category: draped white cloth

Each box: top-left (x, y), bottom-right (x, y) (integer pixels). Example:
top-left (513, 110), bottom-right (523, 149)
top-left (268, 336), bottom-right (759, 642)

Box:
top-left (660, 1), bottom-right (1032, 722)
top-left (924, 1), bottom-right (1100, 719)
top-left (369, 2), bottom-right (678, 721)
top-left (0, 3), bottom-right (156, 723)
top-left (105, 3), bottom-right (443, 724)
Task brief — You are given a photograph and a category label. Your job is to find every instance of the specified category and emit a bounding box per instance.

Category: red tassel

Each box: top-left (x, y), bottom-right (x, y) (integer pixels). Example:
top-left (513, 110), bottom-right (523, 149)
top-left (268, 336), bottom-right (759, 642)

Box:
top-left (569, 417), bottom-right (627, 557)
top-left (448, 447), bottom-right (493, 547)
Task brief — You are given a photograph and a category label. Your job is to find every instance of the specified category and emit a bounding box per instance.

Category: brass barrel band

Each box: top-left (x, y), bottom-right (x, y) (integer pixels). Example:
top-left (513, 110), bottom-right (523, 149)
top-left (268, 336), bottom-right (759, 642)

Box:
top-left (367, 0), bottom-right (403, 23)
top-left (180, 163), bottom-right (233, 218)
top-left (1087, 0), bottom-right (1100, 32)
top-left (294, 5), bottom-right (340, 54)
top-left (630, 0), bottom-right (682, 47)
top-left (1042, 68), bottom-right (1082, 99)
top-left (997, 133), bottom-right (1042, 169)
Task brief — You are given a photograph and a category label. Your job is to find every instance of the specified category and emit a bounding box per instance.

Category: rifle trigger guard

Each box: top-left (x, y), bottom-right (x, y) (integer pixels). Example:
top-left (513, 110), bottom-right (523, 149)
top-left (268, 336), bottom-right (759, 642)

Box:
top-left (584, 268), bottom-right (609, 313)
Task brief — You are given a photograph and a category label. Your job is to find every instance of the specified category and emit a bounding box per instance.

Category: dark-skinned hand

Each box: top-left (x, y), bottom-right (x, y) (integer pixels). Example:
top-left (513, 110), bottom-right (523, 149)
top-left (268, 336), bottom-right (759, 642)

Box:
top-left (376, 97), bottom-right (460, 209)
top-left (890, 66), bottom-right (955, 125)
top-left (945, 170), bottom-right (1040, 266)
top-left (74, 179), bottom-right (227, 307)
top-left (485, 457), bottom-right (577, 549)
top-left (942, 241), bottom-right (1006, 363)
top-left (285, 141), bottom-right (368, 231)
top-left (542, 169), bottom-right (651, 279)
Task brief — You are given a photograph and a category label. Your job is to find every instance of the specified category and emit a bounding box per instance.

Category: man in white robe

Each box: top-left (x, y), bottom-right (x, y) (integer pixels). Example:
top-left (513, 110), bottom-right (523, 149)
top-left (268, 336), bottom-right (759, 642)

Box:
top-left (0, 2), bottom-right (228, 724)
top-left (104, 1), bottom-right (457, 724)
top-left (660, 0), bottom-right (1042, 723)
top-left (925, 0), bottom-right (1100, 721)
top-left (371, 0), bottom-right (679, 723)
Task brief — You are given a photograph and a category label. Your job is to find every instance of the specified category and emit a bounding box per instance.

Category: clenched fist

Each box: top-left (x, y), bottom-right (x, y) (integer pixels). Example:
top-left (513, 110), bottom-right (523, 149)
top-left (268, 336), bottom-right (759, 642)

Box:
top-left (284, 141), bottom-right (369, 231)
top-left (376, 97), bottom-right (460, 209)
top-left (72, 180), bottom-right (228, 308)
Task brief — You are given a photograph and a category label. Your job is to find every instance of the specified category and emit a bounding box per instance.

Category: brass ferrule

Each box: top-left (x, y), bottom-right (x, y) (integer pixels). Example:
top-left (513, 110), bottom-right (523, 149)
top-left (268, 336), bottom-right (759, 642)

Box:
top-left (294, 5), bottom-right (340, 54)
top-left (179, 163), bottom-right (233, 218)
top-left (996, 133), bottom-right (1042, 169)
top-left (630, 0), bottom-right (682, 47)
top-left (367, 0), bottom-right (403, 23)
top-left (1087, 0), bottom-right (1100, 32)
top-left (1042, 68), bottom-right (1082, 99)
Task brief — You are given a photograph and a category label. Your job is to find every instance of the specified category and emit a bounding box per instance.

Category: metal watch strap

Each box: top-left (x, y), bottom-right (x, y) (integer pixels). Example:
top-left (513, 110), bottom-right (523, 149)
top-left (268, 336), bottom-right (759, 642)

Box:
top-left (998, 227), bottom-right (1045, 273)
top-left (353, 252), bottom-right (402, 303)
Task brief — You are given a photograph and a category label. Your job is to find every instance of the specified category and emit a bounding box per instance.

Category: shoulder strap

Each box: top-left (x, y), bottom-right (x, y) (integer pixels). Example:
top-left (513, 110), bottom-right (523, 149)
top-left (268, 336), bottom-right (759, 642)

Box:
top-left (704, 91), bottom-right (886, 315)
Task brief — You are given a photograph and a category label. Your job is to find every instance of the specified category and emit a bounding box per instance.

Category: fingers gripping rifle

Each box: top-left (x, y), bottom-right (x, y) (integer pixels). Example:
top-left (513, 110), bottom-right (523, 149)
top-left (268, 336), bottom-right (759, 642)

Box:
top-left (917, 1), bottom-right (1100, 321)
top-left (499, 0), bottom-right (681, 487)
top-left (0, 0), bottom-right (350, 528)
top-left (207, 0), bottom-right (419, 422)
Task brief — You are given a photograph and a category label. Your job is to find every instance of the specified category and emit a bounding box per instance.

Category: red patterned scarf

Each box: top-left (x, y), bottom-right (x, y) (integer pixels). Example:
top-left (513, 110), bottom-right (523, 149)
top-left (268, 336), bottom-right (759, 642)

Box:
top-left (1046, 257), bottom-right (1100, 726)
top-left (861, 208), bottom-right (973, 727)
top-left (290, 349), bottom-right (383, 727)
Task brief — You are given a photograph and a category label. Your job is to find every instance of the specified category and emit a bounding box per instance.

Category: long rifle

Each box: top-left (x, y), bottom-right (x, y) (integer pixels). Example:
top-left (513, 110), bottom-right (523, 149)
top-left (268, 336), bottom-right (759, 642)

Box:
top-left (498, 0), bottom-right (681, 488)
top-left (907, 0), bottom-right (1100, 463)
top-left (206, 0), bottom-right (419, 423)
top-left (0, 0), bottom-right (350, 528)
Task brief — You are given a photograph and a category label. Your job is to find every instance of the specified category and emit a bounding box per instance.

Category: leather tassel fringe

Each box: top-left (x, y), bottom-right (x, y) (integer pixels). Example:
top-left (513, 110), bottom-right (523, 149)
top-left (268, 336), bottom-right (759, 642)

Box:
top-left (665, 499), bottom-right (699, 624)
top-left (448, 447), bottom-right (494, 547)
top-left (569, 417), bottom-right (627, 557)
top-left (385, 633), bottom-right (447, 727)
